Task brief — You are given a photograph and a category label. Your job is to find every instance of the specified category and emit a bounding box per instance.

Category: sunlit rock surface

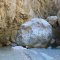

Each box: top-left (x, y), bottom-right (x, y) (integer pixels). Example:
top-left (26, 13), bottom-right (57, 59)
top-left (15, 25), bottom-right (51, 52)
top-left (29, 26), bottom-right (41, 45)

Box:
top-left (16, 18), bottom-right (52, 48)
top-left (23, 0), bottom-right (59, 18)
top-left (0, 0), bottom-right (28, 46)
top-left (0, 0), bottom-right (17, 46)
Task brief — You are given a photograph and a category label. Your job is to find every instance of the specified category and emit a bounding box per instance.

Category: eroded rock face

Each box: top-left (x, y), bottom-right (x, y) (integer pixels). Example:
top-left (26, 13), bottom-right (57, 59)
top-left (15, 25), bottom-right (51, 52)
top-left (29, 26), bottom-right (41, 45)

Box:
top-left (0, 0), bottom-right (59, 47)
top-left (23, 0), bottom-right (59, 18)
top-left (0, 0), bottom-right (16, 28)
top-left (0, 1), bottom-right (6, 28)
top-left (16, 18), bottom-right (52, 48)
top-left (0, 0), bottom-right (17, 46)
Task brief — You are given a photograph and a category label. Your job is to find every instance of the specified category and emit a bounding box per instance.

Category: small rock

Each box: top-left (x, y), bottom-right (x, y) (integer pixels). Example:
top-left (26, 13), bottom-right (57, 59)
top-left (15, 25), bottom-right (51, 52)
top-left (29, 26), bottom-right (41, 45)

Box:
top-left (47, 16), bottom-right (58, 27)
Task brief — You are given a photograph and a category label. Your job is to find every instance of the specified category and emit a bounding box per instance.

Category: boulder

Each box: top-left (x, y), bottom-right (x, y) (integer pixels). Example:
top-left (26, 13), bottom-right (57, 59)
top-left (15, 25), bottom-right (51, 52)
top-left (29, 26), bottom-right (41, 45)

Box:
top-left (16, 18), bottom-right (52, 48)
top-left (47, 16), bottom-right (58, 27)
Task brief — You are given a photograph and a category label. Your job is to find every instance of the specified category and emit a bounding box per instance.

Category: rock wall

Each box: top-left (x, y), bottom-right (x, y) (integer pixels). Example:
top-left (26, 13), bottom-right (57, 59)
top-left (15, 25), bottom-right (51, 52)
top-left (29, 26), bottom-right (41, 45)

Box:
top-left (0, 0), bottom-right (60, 46)
top-left (23, 0), bottom-right (59, 18)
top-left (0, 0), bottom-right (17, 46)
top-left (0, 0), bottom-right (29, 46)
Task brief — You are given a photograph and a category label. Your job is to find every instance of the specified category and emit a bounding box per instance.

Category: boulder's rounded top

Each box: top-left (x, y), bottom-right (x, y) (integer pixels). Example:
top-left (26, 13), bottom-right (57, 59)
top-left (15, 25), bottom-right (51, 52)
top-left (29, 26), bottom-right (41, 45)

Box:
top-left (22, 18), bottom-right (51, 27)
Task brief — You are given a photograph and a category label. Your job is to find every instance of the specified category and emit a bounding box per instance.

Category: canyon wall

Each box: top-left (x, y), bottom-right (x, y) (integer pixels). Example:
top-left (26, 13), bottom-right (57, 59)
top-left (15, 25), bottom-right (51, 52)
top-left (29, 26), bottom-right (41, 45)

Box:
top-left (0, 0), bottom-right (60, 46)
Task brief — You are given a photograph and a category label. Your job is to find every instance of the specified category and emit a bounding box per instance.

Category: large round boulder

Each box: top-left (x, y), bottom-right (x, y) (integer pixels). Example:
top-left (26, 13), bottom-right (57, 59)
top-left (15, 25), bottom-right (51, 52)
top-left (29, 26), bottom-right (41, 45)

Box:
top-left (16, 18), bottom-right (52, 48)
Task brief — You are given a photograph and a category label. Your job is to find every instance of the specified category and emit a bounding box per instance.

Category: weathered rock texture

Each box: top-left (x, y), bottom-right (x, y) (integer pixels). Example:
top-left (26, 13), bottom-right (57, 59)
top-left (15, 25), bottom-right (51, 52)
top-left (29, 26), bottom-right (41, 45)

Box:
top-left (0, 0), bottom-right (60, 46)
top-left (16, 18), bottom-right (52, 48)
top-left (0, 0), bottom-right (29, 46)
top-left (0, 0), bottom-right (16, 46)
top-left (23, 0), bottom-right (59, 18)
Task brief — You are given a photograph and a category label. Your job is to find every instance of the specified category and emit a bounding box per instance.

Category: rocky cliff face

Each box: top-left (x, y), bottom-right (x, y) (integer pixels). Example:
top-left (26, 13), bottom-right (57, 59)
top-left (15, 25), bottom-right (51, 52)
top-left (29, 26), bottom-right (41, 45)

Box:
top-left (23, 0), bottom-right (59, 18)
top-left (0, 0), bottom-right (29, 46)
top-left (0, 0), bottom-right (59, 46)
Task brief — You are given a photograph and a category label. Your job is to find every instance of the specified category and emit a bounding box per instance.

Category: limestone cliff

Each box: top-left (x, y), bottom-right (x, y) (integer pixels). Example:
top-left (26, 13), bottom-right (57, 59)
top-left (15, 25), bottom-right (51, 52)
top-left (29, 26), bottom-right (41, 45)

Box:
top-left (0, 0), bottom-right (59, 46)
top-left (0, 0), bottom-right (16, 46)
top-left (23, 0), bottom-right (59, 18)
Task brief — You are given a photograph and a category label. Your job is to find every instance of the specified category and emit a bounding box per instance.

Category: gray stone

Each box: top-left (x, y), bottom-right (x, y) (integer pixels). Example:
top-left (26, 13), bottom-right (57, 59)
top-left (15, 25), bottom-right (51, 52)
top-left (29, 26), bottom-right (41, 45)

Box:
top-left (16, 18), bottom-right (52, 48)
top-left (47, 16), bottom-right (58, 27)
